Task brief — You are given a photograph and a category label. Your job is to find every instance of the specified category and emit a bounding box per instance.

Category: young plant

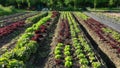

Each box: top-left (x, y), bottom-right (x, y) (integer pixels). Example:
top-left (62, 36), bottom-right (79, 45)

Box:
top-left (54, 50), bottom-right (61, 55)
top-left (75, 44), bottom-right (81, 49)
top-left (55, 46), bottom-right (62, 51)
top-left (14, 47), bottom-right (31, 61)
top-left (75, 49), bottom-right (83, 55)
top-left (7, 59), bottom-right (25, 68)
top-left (65, 56), bottom-right (72, 61)
top-left (79, 58), bottom-right (89, 65)
top-left (0, 58), bottom-right (9, 68)
top-left (77, 53), bottom-right (85, 59)
top-left (64, 51), bottom-right (71, 56)
top-left (26, 41), bottom-right (38, 54)
top-left (55, 55), bottom-right (62, 59)
top-left (57, 43), bottom-right (64, 47)
top-left (64, 45), bottom-right (70, 52)
top-left (81, 65), bottom-right (89, 68)
top-left (88, 52), bottom-right (95, 57)
top-left (89, 56), bottom-right (96, 62)
top-left (64, 61), bottom-right (72, 68)
top-left (64, 47), bottom-right (70, 52)
top-left (92, 62), bottom-right (101, 68)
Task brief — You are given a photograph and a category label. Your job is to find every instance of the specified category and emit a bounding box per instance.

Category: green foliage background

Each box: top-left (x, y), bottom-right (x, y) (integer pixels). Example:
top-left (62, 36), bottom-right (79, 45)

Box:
top-left (0, 0), bottom-right (120, 10)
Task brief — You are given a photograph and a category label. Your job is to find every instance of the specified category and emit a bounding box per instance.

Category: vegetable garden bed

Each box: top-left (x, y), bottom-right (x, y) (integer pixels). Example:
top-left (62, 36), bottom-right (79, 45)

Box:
top-left (44, 12), bottom-right (107, 68)
top-left (0, 11), bottom-right (120, 68)
top-left (73, 12), bottom-right (120, 68)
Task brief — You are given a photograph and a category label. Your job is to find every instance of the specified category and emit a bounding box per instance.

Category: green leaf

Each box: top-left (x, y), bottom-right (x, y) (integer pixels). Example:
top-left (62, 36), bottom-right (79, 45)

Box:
top-left (64, 51), bottom-right (71, 56)
top-left (75, 49), bottom-right (83, 55)
top-left (92, 62), bottom-right (101, 68)
top-left (54, 50), bottom-right (61, 55)
top-left (77, 53), bottom-right (85, 59)
top-left (55, 55), bottom-right (62, 59)
top-left (57, 43), bottom-right (64, 47)
top-left (65, 56), bottom-right (72, 61)
top-left (0, 58), bottom-right (9, 67)
top-left (64, 61), bottom-right (72, 68)
top-left (79, 58), bottom-right (89, 65)
top-left (7, 59), bottom-right (25, 68)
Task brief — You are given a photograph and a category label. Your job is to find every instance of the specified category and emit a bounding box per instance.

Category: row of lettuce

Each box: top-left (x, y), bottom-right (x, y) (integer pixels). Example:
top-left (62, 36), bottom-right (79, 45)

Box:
top-left (74, 12), bottom-right (120, 67)
top-left (53, 13), bottom-right (72, 67)
top-left (75, 12), bottom-right (120, 44)
top-left (0, 12), bottom-right (39, 27)
top-left (67, 12), bottom-right (102, 68)
top-left (53, 12), bottom-right (102, 68)
top-left (0, 12), bottom-right (51, 68)
top-left (0, 12), bottom-right (48, 37)
top-left (74, 12), bottom-right (120, 53)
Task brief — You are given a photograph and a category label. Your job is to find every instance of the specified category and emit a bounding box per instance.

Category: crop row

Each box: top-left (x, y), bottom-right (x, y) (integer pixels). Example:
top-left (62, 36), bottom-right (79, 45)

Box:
top-left (53, 13), bottom-right (73, 68)
top-left (74, 12), bottom-right (120, 67)
top-left (0, 12), bottom-right (39, 27)
top-left (102, 27), bottom-right (120, 43)
top-left (0, 12), bottom-right (55, 67)
top-left (75, 12), bottom-right (120, 54)
top-left (0, 12), bottom-right (48, 56)
top-left (0, 12), bottom-right (48, 38)
top-left (53, 12), bottom-right (103, 68)
top-left (0, 21), bottom-right (25, 37)
top-left (67, 12), bottom-right (102, 68)
top-left (25, 12), bottom-right (48, 23)
top-left (0, 12), bottom-right (27, 20)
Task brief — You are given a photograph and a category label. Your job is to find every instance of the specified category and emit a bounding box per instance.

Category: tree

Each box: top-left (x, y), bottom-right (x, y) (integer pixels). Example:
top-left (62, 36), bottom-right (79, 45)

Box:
top-left (94, 0), bottom-right (97, 9)
top-left (16, 0), bottom-right (21, 8)
top-left (64, 0), bottom-right (72, 6)
top-left (56, 0), bottom-right (63, 8)
top-left (73, 0), bottom-right (76, 9)
top-left (0, 0), bottom-right (7, 6)
top-left (115, 0), bottom-right (120, 8)
top-left (109, 0), bottom-right (114, 8)
top-left (27, 0), bottom-right (31, 8)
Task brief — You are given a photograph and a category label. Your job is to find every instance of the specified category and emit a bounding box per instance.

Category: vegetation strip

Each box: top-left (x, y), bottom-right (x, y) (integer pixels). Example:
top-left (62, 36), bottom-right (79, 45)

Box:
top-left (67, 12), bottom-right (104, 68)
top-left (0, 12), bottom-right (48, 49)
top-left (0, 12), bottom-right (38, 27)
top-left (0, 12), bottom-right (52, 67)
top-left (74, 12), bottom-right (120, 67)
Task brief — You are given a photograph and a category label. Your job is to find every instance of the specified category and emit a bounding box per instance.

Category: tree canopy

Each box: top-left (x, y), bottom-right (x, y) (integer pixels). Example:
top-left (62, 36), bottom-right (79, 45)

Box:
top-left (0, 0), bottom-right (119, 10)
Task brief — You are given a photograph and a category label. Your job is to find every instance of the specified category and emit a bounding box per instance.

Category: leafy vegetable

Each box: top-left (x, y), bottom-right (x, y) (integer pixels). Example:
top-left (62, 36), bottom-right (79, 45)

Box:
top-left (7, 59), bottom-right (25, 68)
top-left (88, 52), bottom-right (95, 57)
top-left (75, 49), bottom-right (83, 55)
top-left (79, 58), bottom-right (89, 65)
top-left (55, 55), bottom-right (62, 59)
top-left (64, 45), bottom-right (70, 51)
top-left (81, 65), bottom-right (89, 68)
top-left (77, 53), bottom-right (85, 59)
top-left (25, 40), bottom-right (38, 53)
top-left (25, 12), bottom-right (48, 23)
top-left (92, 62), bottom-right (101, 68)
top-left (0, 58), bottom-right (9, 68)
top-left (65, 56), bottom-right (72, 61)
top-left (64, 61), bottom-right (72, 68)
top-left (55, 47), bottom-right (62, 51)
top-left (54, 50), bottom-right (61, 55)
top-left (89, 56), bottom-right (96, 62)
top-left (57, 43), bottom-right (64, 47)
top-left (64, 51), bottom-right (71, 56)
top-left (14, 47), bottom-right (31, 61)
